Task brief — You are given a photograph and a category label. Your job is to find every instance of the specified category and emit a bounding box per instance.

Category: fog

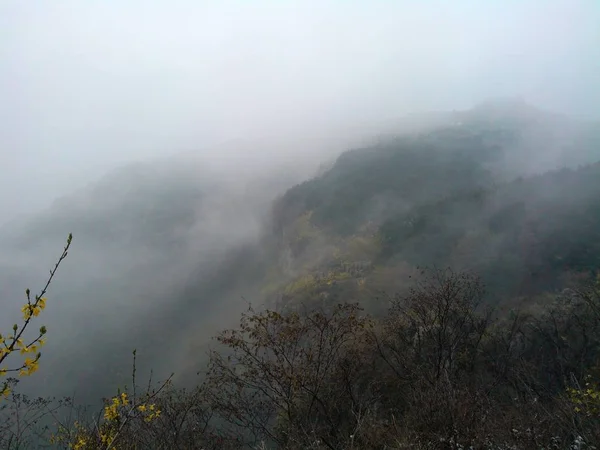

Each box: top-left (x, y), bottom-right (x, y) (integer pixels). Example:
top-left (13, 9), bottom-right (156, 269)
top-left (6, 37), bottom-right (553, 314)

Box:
top-left (1, 0), bottom-right (600, 402)
top-left (2, 0), bottom-right (599, 217)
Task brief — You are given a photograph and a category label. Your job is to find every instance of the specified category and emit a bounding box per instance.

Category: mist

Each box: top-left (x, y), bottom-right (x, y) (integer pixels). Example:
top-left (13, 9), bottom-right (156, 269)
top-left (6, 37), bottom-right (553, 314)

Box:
top-left (2, 0), bottom-right (599, 216)
top-left (1, 0), bottom-right (600, 404)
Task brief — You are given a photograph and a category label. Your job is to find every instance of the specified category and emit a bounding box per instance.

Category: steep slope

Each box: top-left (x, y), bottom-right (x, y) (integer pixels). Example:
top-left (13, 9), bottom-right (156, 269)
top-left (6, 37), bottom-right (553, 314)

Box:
top-left (263, 101), bottom-right (600, 311)
top-left (2, 101), bottom-right (599, 403)
top-left (0, 153), bottom-right (310, 402)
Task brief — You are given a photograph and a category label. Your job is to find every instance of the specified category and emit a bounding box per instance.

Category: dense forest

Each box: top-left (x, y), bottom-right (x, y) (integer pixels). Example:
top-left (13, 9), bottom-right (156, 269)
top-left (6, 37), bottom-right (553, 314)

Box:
top-left (262, 100), bottom-right (600, 310)
top-left (2, 101), bottom-right (600, 448)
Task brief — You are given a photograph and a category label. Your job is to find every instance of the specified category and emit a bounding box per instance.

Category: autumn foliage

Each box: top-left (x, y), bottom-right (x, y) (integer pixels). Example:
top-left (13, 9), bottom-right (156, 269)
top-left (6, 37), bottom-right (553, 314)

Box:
top-left (3, 255), bottom-right (600, 448)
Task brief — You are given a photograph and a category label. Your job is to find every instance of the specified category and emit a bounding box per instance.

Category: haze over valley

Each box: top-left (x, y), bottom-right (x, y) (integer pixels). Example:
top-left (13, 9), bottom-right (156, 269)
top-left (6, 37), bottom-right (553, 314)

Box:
top-left (2, 1), bottom-right (600, 448)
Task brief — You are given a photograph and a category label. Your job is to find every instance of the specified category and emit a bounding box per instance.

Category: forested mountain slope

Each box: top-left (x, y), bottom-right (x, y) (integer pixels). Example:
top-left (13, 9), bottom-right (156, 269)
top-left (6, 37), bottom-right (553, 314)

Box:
top-left (1, 99), bottom-right (598, 405)
top-left (0, 153), bottom-right (318, 402)
top-left (3, 101), bottom-right (600, 448)
top-left (262, 101), bottom-right (600, 311)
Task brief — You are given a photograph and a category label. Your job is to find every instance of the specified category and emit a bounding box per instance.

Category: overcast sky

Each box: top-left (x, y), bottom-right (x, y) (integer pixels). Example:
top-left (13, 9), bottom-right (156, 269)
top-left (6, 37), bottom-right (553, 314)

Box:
top-left (1, 0), bottom-right (599, 220)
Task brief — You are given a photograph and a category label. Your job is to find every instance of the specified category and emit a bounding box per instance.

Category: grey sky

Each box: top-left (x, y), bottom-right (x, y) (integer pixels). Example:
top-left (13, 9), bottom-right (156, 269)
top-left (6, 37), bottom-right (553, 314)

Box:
top-left (1, 0), bottom-right (599, 220)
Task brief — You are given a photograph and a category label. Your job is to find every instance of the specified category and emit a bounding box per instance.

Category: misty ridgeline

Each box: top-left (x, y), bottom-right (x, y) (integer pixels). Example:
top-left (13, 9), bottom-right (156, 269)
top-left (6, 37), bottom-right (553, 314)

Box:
top-left (1, 100), bottom-right (600, 449)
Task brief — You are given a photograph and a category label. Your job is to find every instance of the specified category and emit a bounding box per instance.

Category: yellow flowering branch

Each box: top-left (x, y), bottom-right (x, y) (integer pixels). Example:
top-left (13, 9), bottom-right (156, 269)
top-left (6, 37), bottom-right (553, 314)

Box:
top-left (568, 374), bottom-right (600, 417)
top-left (0, 233), bottom-right (72, 399)
top-left (49, 349), bottom-right (173, 450)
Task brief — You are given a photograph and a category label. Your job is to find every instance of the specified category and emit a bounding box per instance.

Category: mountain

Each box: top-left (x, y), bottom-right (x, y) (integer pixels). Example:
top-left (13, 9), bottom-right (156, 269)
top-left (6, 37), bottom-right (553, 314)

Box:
top-left (0, 149), bottom-right (328, 401)
top-left (260, 100), bottom-right (600, 311)
top-left (2, 100), bottom-right (600, 404)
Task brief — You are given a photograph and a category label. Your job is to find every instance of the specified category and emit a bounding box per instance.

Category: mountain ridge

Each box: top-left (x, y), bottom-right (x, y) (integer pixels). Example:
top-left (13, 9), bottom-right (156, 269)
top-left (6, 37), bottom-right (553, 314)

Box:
top-left (2, 101), bottom-right (600, 402)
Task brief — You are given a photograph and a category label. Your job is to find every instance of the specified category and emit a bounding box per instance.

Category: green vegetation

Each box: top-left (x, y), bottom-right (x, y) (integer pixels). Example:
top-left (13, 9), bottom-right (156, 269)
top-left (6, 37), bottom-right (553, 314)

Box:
top-left (3, 101), bottom-right (600, 448)
top-left (4, 269), bottom-right (600, 449)
top-left (269, 102), bottom-right (600, 307)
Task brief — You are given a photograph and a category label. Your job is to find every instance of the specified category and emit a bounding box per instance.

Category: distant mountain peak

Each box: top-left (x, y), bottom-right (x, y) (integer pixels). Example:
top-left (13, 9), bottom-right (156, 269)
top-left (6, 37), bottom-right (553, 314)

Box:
top-left (462, 97), bottom-right (569, 127)
top-left (471, 97), bottom-right (540, 116)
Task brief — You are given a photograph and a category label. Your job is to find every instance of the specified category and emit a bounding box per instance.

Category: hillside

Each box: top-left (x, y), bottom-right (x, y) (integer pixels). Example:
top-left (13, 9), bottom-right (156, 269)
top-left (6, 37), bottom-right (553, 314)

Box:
top-left (3, 101), bottom-right (600, 448)
top-left (0, 152), bottom-right (320, 402)
top-left (260, 100), bottom-right (600, 312)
